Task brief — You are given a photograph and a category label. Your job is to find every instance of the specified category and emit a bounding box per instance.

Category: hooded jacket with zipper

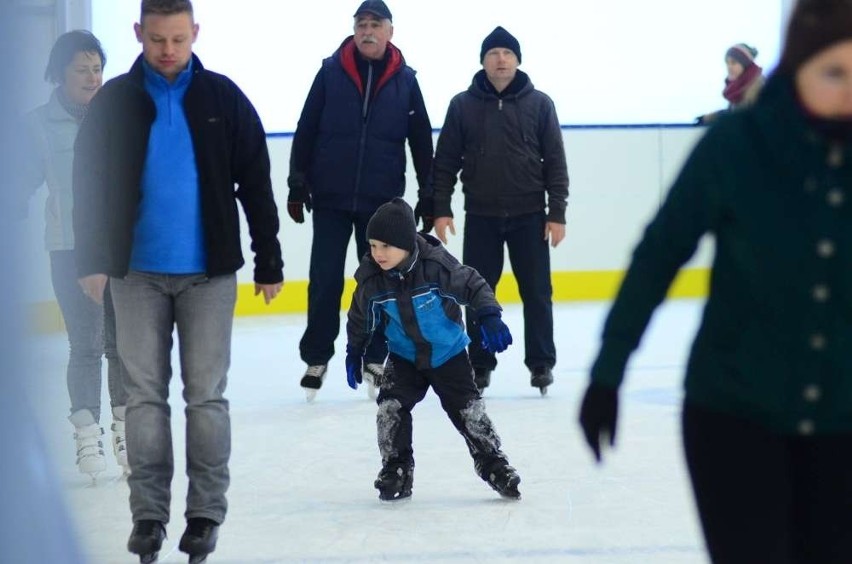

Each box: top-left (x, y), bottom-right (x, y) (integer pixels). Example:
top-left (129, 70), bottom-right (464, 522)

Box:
top-left (347, 233), bottom-right (500, 370)
top-left (289, 37), bottom-right (434, 213)
top-left (432, 69), bottom-right (569, 223)
top-left (72, 54), bottom-right (283, 284)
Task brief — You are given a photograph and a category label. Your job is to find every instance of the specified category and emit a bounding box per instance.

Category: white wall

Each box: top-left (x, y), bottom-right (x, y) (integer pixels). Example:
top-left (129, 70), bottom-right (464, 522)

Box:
top-left (90, 0), bottom-right (783, 130)
top-left (23, 126), bottom-right (708, 303)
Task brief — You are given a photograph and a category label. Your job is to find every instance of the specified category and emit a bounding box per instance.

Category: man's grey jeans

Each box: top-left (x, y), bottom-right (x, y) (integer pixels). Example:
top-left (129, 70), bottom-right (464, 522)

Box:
top-left (110, 271), bottom-right (236, 524)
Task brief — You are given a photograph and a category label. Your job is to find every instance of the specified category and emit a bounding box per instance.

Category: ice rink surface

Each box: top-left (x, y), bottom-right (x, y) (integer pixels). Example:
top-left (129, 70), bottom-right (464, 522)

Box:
top-left (25, 299), bottom-right (710, 563)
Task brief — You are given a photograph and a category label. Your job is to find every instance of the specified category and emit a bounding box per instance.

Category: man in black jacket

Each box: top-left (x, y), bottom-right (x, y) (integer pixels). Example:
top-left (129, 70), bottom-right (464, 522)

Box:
top-left (432, 26), bottom-right (569, 394)
top-left (287, 0), bottom-right (434, 401)
top-left (72, 1), bottom-right (283, 560)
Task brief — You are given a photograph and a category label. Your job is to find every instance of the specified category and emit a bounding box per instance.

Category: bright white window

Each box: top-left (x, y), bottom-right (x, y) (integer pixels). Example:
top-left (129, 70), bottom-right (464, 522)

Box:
top-left (93, 0), bottom-right (782, 131)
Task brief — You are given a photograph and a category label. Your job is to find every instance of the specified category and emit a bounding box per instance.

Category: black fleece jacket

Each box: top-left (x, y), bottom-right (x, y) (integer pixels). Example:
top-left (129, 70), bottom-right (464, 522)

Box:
top-left (73, 54), bottom-right (283, 283)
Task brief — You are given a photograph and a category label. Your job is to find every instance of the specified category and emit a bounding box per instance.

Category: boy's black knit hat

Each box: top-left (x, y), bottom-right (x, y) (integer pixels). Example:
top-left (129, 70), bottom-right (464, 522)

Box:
top-left (366, 198), bottom-right (416, 252)
top-left (480, 26), bottom-right (521, 63)
top-left (778, 0), bottom-right (852, 74)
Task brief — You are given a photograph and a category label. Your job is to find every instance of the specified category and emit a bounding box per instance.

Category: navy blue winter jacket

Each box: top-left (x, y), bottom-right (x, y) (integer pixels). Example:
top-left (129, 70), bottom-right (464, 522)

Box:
top-left (347, 234), bottom-right (500, 370)
top-left (289, 37), bottom-right (433, 213)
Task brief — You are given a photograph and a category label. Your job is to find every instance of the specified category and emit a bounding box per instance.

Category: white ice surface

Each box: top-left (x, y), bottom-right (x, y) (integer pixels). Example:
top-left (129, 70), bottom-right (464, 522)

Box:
top-left (25, 299), bottom-right (709, 563)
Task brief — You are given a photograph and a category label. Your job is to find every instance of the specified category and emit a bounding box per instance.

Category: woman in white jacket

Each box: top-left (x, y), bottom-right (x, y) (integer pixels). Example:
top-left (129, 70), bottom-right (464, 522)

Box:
top-left (23, 30), bottom-right (128, 480)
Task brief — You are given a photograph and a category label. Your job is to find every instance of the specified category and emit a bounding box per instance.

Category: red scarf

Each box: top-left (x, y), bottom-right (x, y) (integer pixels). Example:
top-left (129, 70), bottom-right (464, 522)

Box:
top-left (723, 64), bottom-right (763, 105)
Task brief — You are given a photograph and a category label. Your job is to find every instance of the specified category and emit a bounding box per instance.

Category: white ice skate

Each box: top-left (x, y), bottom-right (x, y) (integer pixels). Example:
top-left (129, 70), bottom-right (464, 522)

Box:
top-left (363, 363), bottom-right (383, 400)
top-left (73, 422), bottom-right (106, 483)
top-left (111, 419), bottom-right (130, 476)
top-left (300, 364), bottom-right (327, 402)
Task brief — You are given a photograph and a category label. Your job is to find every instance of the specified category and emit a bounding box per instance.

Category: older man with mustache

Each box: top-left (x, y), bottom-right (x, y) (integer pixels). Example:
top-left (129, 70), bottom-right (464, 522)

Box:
top-left (287, 0), bottom-right (434, 402)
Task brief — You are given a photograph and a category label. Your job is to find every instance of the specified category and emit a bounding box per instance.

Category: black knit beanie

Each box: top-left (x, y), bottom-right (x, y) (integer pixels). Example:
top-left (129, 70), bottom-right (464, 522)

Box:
top-left (778, 0), bottom-right (852, 75)
top-left (725, 43), bottom-right (758, 68)
top-left (366, 198), bottom-right (416, 253)
top-left (480, 26), bottom-right (521, 63)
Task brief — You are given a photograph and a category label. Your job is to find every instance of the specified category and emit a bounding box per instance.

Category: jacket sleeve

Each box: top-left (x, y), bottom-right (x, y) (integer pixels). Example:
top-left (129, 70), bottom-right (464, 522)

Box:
top-left (432, 246), bottom-right (500, 313)
top-left (288, 67), bottom-right (325, 186)
top-left (431, 97), bottom-right (465, 218)
top-left (229, 81), bottom-right (284, 284)
top-left (72, 92), bottom-right (111, 278)
top-left (18, 112), bottom-right (47, 216)
top-left (346, 273), bottom-right (373, 353)
top-left (406, 77), bottom-right (434, 199)
top-left (590, 125), bottom-right (721, 389)
top-left (539, 94), bottom-right (569, 224)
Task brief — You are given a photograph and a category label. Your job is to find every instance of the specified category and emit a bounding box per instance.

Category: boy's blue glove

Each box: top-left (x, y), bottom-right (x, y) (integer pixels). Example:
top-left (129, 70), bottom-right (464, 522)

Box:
top-left (345, 345), bottom-right (363, 390)
top-left (478, 309), bottom-right (513, 354)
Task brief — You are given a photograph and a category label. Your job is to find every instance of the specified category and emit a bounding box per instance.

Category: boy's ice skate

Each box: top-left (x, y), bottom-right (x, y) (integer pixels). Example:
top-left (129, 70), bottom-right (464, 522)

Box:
top-left (127, 520), bottom-right (166, 563)
top-left (111, 419), bottom-right (130, 476)
top-left (482, 460), bottom-right (521, 500)
top-left (374, 463), bottom-right (414, 501)
top-left (363, 362), bottom-right (384, 399)
top-left (179, 517), bottom-right (219, 563)
top-left (300, 364), bottom-right (327, 402)
top-left (530, 366), bottom-right (553, 396)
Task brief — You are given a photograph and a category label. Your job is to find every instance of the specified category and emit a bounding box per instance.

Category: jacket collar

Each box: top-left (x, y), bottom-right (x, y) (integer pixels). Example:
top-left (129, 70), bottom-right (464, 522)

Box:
top-left (127, 53), bottom-right (205, 85)
top-left (45, 89), bottom-right (77, 122)
top-left (337, 36), bottom-right (404, 96)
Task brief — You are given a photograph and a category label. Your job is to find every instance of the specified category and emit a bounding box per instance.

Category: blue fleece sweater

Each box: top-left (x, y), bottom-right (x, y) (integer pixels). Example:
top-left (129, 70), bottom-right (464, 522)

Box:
top-left (130, 60), bottom-right (206, 273)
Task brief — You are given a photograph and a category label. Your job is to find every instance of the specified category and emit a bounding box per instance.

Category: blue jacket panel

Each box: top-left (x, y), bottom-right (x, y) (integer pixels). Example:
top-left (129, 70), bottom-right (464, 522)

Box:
top-left (347, 234), bottom-right (500, 370)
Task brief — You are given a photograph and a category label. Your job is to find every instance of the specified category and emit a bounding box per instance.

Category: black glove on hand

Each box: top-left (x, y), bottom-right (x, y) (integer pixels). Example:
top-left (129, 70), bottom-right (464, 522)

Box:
top-left (578, 381), bottom-right (619, 463)
top-left (345, 345), bottom-right (363, 390)
top-left (286, 177), bottom-right (312, 224)
top-left (414, 197), bottom-right (434, 233)
top-left (479, 311), bottom-right (513, 354)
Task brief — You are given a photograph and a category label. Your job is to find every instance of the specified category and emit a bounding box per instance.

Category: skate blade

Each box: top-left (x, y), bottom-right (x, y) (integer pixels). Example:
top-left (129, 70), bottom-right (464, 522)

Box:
top-left (139, 552), bottom-right (159, 563)
top-left (188, 555), bottom-right (208, 563)
top-left (379, 495), bottom-right (412, 504)
top-left (303, 387), bottom-right (318, 402)
top-left (538, 386), bottom-right (548, 396)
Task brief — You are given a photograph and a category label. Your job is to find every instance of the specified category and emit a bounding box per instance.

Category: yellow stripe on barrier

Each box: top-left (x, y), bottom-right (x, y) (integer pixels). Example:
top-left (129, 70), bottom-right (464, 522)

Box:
top-left (29, 268), bottom-right (710, 333)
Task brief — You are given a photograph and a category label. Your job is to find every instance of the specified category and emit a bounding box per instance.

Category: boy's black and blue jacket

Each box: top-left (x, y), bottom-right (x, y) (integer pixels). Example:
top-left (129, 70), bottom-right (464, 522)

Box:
top-left (347, 233), bottom-right (500, 370)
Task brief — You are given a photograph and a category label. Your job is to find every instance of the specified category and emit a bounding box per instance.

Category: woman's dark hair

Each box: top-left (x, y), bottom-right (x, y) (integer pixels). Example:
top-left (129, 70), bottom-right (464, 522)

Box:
top-left (44, 30), bottom-right (106, 84)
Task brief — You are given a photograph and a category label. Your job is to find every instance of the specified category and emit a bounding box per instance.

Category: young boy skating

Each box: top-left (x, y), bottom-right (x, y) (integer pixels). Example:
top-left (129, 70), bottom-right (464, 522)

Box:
top-left (346, 198), bottom-right (521, 501)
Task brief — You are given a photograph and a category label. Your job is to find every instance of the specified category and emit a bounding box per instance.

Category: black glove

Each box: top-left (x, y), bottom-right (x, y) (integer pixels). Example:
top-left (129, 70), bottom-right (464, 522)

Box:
top-left (414, 197), bottom-right (434, 233)
top-left (287, 176), bottom-right (313, 224)
top-left (578, 381), bottom-right (619, 463)
top-left (345, 344), bottom-right (363, 390)
top-left (478, 310), bottom-right (513, 354)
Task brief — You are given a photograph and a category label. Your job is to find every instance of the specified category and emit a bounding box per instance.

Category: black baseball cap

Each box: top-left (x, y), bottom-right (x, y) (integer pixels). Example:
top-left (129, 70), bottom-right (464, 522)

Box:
top-left (353, 0), bottom-right (392, 21)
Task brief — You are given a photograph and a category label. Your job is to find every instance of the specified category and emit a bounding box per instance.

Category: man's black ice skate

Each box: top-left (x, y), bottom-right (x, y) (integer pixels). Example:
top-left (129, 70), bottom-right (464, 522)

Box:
top-left (483, 461), bottom-right (521, 500)
top-left (127, 520), bottom-right (166, 563)
top-left (530, 366), bottom-right (553, 396)
top-left (473, 367), bottom-right (492, 392)
top-left (300, 364), bottom-right (327, 402)
top-left (374, 463), bottom-right (414, 501)
top-left (179, 517), bottom-right (219, 563)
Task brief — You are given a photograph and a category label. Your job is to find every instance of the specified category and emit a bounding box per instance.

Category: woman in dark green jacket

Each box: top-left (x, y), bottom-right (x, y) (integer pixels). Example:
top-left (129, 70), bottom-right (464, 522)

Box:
top-left (579, 1), bottom-right (852, 562)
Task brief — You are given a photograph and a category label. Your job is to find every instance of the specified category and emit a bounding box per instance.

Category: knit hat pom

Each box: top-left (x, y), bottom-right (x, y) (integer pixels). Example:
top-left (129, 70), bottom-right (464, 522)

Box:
top-left (725, 43), bottom-right (758, 68)
top-left (366, 198), bottom-right (417, 253)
